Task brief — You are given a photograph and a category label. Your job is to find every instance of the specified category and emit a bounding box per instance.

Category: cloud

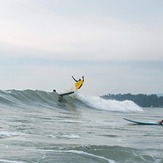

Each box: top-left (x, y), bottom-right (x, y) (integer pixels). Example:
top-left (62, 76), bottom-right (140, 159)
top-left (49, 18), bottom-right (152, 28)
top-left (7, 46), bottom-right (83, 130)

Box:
top-left (0, 0), bottom-right (163, 62)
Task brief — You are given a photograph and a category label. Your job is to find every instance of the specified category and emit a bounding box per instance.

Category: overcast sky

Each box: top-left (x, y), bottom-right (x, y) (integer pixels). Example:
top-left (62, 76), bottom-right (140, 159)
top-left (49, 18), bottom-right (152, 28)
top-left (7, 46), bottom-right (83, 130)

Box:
top-left (0, 0), bottom-right (163, 95)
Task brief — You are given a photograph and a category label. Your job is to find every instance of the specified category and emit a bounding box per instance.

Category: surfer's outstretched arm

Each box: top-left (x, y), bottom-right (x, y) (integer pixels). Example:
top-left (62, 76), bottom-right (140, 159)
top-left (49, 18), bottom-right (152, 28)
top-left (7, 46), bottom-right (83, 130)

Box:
top-left (72, 76), bottom-right (78, 82)
top-left (82, 76), bottom-right (84, 82)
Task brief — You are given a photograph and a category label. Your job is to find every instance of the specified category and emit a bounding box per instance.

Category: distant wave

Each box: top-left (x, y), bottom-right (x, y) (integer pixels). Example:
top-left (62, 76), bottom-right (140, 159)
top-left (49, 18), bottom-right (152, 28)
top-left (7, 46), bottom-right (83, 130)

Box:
top-left (0, 90), bottom-right (143, 112)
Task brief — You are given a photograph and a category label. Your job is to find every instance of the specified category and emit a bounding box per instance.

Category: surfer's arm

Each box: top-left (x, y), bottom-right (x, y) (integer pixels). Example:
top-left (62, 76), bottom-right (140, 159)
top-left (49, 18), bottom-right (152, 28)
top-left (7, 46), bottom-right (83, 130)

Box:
top-left (72, 76), bottom-right (78, 82)
top-left (82, 76), bottom-right (84, 82)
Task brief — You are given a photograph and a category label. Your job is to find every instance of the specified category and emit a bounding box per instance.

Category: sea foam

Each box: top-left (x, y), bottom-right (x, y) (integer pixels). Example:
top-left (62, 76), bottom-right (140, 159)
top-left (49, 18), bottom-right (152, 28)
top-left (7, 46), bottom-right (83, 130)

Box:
top-left (75, 93), bottom-right (143, 112)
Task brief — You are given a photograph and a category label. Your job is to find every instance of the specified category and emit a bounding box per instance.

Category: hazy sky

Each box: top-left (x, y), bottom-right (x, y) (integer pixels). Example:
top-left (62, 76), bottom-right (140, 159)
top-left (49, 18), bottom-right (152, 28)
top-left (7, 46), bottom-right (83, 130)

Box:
top-left (0, 0), bottom-right (163, 95)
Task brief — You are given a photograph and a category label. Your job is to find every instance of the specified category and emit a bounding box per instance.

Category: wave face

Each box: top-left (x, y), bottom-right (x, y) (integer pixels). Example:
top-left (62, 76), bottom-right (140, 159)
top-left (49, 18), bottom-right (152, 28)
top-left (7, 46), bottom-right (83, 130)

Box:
top-left (0, 90), bottom-right (143, 112)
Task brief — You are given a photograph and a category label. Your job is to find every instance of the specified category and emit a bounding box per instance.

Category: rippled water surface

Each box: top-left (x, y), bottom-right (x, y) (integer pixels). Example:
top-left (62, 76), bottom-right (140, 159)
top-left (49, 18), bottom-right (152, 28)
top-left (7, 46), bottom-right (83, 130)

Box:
top-left (0, 90), bottom-right (162, 163)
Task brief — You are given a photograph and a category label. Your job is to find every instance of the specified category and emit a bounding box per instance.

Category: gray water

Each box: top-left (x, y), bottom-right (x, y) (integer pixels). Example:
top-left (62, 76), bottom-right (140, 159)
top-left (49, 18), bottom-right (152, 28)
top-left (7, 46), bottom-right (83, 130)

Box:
top-left (0, 90), bottom-right (162, 163)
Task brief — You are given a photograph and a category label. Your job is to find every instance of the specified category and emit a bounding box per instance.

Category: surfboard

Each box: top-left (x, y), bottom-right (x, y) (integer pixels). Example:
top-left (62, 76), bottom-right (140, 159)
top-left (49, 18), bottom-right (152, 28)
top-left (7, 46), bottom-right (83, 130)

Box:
top-left (123, 118), bottom-right (162, 125)
top-left (59, 91), bottom-right (74, 97)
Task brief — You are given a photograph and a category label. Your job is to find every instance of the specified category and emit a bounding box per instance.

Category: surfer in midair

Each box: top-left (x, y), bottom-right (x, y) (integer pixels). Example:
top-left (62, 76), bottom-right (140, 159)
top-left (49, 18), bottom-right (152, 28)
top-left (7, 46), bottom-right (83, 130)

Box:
top-left (72, 76), bottom-right (84, 90)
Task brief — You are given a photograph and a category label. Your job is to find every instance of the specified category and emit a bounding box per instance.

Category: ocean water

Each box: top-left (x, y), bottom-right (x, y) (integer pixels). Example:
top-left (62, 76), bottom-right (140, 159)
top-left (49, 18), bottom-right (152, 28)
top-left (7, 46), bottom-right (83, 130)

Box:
top-left (0, 90), bottom-right (162, 163)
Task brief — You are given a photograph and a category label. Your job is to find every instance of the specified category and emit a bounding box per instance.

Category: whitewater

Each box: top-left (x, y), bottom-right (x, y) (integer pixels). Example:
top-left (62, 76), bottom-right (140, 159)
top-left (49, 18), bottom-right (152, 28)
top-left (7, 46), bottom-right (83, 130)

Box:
top-left (0, 90), bottom-right (162, 163)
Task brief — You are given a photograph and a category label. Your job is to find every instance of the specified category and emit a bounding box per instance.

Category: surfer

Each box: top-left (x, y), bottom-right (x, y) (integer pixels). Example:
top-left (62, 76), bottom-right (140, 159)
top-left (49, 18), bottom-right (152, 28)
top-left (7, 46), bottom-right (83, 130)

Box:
top-left (159, 120), bottom-right (163, 124)
top-left (72, 76), bottom-right (84, 90)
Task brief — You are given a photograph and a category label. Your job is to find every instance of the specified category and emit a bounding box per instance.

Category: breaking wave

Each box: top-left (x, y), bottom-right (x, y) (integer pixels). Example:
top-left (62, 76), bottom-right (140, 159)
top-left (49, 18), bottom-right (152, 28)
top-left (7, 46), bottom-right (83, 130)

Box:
top-left (75, 93), bottom-right (143, 112)
top-left (0, 90), bottom-right (143, 112)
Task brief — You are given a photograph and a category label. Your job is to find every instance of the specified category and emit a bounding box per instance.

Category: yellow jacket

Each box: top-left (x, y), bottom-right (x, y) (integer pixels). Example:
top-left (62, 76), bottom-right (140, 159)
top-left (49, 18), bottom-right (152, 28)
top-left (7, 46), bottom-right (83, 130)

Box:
top-left (75, 79), bottom-right (84, 90)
